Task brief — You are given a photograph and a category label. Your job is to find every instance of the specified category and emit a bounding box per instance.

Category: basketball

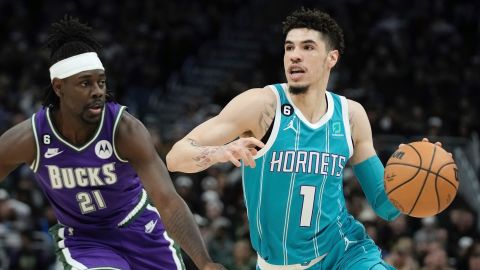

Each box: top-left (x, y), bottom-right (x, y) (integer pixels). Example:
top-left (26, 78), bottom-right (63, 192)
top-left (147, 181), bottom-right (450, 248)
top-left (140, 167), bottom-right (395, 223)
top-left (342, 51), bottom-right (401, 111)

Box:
top-left (384, 141), bottom-right (459, 218)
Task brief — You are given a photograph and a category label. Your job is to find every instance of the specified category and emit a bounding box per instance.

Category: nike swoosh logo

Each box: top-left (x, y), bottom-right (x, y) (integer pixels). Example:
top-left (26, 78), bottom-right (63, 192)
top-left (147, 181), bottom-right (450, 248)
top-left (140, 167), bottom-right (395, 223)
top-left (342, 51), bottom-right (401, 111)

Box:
top-left (145, 219), bottom-right (158, 233)
top-left (44, 150), bottom-right (63, 158)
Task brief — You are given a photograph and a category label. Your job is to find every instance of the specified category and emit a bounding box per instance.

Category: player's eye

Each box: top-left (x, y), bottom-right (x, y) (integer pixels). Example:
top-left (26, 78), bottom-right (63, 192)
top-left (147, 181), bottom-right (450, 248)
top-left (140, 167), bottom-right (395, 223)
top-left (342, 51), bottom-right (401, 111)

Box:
top-left (285, 45), bottom-right (294, 51)
top-left (98, 80), bottom-right (106, 87)
top-left (80, 81), bottom-right (89, 87)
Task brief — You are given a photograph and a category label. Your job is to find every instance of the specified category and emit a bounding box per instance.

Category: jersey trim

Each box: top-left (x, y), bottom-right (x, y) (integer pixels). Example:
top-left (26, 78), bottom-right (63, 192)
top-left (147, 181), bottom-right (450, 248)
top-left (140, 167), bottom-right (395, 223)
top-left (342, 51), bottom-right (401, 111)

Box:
top-left (257, 253), bottom-right (326, 270)
top-left (146, 204), bottom-right (185, 270)
top-left (282, 117), bottom-right (301, 264)
top-left (162, 230), bottom-right (186, 270)
top-left (340, 97), bottom-right (354, 158)
top-left (241, 165), bottom-right (249, 217)
top-left (30, 113), bottom-right (41, 172)
top-left (255, 85), bottom-right (282, 159)
top-left (117, 189), bottom-right (148, 227)
top-left (50, 225), bottom-right (88, 270)
top-left (313, 123), bottom-right (330, 257)
top-left (88, 266), bottom-right (122, 270)
top-left (46, 106), bottom-right (106, 152)
top-left (113, 106), bottom-right (128, 163)
top-left (257, 156), bottom-right (267, 240)
top-left (280, 84), bottom-right (334, 129)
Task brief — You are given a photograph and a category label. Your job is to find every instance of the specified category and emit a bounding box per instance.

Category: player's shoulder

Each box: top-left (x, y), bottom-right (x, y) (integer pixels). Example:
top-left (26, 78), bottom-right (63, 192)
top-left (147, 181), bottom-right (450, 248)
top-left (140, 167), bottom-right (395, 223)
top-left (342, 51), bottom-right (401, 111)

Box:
top-left (346, 98), bottom-right (364, 111)
top-left (0, 117), bottom-right (36, 164)
top-left (116, 110), bottom-right (145, 134)
top-left (346, 98), bottom-right (368, 116)
top-left (1, 117), bottom-right (34, 140)
top-left (238, 86), bottom-right (277, 107)
top-left (238, 86), bottom-right (276, 101)
top-left (218, 86), bottom-right (277, 126)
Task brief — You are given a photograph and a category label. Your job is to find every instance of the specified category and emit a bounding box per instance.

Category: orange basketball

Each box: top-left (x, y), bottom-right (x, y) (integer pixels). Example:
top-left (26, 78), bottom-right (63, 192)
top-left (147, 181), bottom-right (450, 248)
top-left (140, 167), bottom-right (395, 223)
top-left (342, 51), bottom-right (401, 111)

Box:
top-left (384, 141), bottom-right (459, 218)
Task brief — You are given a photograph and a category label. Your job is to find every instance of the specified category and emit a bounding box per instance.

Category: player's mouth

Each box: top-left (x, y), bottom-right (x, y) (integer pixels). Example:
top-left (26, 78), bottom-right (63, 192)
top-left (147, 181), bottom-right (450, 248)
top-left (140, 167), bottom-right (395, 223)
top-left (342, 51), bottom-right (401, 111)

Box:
top-left (86, 100), bottom-right (105, 115)
top-left (288, 65), bottom-right (306, 81)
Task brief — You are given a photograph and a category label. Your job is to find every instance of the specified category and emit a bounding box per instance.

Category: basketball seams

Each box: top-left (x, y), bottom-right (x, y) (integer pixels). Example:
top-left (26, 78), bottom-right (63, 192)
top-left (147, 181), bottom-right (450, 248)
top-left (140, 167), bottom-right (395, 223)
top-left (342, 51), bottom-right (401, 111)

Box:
top-left (434, 162), bottom-right (458, 214)
top-left (435, 162), bottom-right (458, 190)
top-left (408, 145), bottom-right (437, 215)
top-left (434, 173), bottom-right (441, 214)
top-left (385, 143), bottom-right (423, 196)
top-left (385, 165), bottom-right (422, 196)
top-left (386, 162), bottom-right (457, 191)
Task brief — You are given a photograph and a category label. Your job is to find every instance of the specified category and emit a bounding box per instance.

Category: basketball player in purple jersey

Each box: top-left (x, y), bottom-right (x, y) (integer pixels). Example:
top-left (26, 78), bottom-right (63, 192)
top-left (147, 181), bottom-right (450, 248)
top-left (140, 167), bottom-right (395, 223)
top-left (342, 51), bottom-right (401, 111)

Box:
top-left (0, 17), bottom-right (224, 270)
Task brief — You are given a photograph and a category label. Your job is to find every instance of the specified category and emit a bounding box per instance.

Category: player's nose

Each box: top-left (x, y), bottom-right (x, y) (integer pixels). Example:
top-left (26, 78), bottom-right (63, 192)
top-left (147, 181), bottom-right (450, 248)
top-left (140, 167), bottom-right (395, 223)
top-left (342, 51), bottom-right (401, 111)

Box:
top-left (289, 50), bottom-right (302, 63)
top-left (90, 82), bottom-right (104, 98)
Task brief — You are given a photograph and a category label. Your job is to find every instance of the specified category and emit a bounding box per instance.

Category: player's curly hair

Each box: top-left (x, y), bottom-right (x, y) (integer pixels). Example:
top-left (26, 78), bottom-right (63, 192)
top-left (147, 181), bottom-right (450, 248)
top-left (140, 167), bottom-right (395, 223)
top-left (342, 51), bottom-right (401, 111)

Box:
top-left (43, 16), bottom-right (114, 109)
top-left (282, 8), bottom-right (345, 55)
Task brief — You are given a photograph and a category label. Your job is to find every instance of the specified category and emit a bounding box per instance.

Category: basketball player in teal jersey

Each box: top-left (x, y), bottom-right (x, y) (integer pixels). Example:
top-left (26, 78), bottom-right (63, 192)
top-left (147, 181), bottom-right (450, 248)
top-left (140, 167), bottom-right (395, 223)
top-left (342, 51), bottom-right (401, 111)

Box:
top-left (167, 8), bottom-right (400, 269)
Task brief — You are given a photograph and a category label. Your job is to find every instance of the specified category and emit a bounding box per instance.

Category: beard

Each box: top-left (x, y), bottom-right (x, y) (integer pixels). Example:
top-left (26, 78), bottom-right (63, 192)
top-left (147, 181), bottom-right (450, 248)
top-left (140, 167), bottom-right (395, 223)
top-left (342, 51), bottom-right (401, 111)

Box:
top-left (288, 85), bottom-right (309, 95)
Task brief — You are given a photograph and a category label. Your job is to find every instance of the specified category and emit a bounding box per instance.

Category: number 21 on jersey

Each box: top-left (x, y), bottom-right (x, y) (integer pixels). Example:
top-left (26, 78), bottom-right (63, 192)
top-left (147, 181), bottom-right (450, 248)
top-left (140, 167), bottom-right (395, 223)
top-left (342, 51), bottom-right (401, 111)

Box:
top-left (77, 190), bottom-right (106, 214)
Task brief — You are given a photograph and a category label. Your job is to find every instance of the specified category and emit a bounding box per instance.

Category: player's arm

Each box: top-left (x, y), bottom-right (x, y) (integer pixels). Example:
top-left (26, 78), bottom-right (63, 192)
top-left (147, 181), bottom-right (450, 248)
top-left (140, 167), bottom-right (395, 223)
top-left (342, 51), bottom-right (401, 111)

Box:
top-left (116, 112), bottom-right (224, 270)
top-left (348, 100), bottom-right (401, 221)
top-left (0, 119), bottom-right (36, 182)
top-left (166, 87), bottom-right (272, 173)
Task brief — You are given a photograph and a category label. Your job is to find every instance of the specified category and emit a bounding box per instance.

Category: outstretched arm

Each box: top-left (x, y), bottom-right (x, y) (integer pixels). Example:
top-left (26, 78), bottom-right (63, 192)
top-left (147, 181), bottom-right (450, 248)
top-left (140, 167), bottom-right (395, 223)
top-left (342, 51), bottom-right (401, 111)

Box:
top-left (116, 112), bottom-right (224, 270)
top-left (0, 119), bottom-right (36, 182)
top-left (348, 100), bottom-right (401, 221)
top-left (166, 87), bottom-right (273, 173)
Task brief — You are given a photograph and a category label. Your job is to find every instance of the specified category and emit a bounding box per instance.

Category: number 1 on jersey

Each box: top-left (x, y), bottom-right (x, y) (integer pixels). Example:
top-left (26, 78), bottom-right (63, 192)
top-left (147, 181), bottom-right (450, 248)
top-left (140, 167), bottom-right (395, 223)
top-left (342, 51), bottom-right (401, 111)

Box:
top-left (300, 185), bottom-right (316, 227)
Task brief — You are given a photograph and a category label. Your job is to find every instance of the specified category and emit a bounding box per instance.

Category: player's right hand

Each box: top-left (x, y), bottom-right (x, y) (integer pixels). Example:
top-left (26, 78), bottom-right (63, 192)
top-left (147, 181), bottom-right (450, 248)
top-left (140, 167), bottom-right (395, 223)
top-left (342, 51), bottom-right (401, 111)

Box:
top-left (215, 137), bottom-right (265, 168)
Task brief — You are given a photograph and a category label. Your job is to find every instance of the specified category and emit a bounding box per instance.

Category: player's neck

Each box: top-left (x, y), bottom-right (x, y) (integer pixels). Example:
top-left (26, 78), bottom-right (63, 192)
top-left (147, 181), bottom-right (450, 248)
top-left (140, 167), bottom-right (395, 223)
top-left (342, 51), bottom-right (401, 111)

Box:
top-left (51, 109), bottom-right (98, 146)
top-left (289, 82), bottom-right (328, 124)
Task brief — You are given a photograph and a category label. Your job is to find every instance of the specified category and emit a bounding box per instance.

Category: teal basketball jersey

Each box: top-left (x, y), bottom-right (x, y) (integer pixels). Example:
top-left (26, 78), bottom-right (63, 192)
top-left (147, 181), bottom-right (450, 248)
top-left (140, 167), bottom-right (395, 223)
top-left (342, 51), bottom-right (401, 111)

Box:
top-left (243, 83), bottom-right (361, 266)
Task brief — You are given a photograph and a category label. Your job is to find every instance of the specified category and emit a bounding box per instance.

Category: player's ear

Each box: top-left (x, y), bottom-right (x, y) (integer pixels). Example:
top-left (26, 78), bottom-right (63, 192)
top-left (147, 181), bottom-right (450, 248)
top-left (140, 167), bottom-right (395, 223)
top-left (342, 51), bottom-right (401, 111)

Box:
top-left (51, 78), bottom-right (63, 97)
top-left (327, 50), bottom-right (339, 68)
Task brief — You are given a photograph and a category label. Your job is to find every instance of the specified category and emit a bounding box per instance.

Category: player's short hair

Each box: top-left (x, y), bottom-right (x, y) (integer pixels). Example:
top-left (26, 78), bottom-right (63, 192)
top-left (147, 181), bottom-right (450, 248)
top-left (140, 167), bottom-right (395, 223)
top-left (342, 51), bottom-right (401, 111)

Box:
top-left (42, 16), bottom-right (113, 109)
top-left (282, 7), bottom-right (345, 55)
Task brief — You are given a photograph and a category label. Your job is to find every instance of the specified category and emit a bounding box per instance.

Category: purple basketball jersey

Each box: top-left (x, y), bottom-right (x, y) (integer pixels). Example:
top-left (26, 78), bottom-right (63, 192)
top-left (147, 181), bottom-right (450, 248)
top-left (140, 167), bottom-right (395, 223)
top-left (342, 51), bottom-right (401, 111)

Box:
top-left (31, 102), bottom-right (144, 229)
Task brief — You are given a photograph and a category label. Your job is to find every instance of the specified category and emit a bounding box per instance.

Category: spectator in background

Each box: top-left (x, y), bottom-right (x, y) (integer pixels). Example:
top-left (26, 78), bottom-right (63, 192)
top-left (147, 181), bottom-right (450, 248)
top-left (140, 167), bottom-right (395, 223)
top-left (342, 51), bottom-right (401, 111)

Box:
top-left (421, 241), bottom-right (454, 270)
top-left (227, 239), bottom-right (256, 270)
top-left (465, 241), bottom-right (480, 270)
top-left (208, 217), bottom-right (234, 267)
top-left (385, 237), bottom-right (420, 270)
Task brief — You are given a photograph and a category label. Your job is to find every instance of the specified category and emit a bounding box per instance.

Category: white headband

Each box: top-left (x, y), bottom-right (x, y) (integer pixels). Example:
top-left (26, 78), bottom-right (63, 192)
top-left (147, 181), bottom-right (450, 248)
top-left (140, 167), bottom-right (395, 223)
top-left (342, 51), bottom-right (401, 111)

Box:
top-left (49, 52), bottom-right (104, 81)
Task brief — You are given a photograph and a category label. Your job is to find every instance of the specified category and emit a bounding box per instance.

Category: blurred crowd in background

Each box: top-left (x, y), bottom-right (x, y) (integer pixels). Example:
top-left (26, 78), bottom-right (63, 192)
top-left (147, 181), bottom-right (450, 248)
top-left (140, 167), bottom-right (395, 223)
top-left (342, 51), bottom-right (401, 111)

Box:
top-left (0, 0), bottom-right (479, 269)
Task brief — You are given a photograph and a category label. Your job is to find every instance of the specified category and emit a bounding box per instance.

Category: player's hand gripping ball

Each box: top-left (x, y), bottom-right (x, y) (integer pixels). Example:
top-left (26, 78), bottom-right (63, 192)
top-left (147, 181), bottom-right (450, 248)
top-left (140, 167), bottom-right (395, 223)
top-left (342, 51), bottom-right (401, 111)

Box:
top-left (384, 141), bottom-right (459, 218)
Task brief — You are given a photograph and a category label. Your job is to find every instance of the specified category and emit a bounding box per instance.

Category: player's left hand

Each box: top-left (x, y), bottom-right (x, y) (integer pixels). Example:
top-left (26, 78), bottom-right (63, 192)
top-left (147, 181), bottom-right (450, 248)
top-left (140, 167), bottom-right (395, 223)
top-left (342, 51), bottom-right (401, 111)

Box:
top-left (202, 263), bottom-right (227, 270)
top-left (421, 137), bottom-right (453, 157)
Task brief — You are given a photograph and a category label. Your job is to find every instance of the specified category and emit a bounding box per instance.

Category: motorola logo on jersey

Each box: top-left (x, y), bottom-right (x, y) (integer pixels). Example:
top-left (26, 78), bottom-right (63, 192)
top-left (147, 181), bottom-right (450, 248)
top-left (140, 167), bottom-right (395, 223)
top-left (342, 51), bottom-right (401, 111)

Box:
top-left (269, 150), bottom-right (346, 176)
top-left (95, 140), bottom-right (113, 159)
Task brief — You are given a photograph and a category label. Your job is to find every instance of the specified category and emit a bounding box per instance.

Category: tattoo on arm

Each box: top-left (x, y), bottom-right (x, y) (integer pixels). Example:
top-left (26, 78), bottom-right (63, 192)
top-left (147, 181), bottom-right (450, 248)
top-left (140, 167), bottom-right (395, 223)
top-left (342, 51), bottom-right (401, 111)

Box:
top-left (258, 100), bottom-right (275, 134)
top-left (187, 138), bottom-right (200, 147)
top-left (187, 138), bottom-right (220, 168)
